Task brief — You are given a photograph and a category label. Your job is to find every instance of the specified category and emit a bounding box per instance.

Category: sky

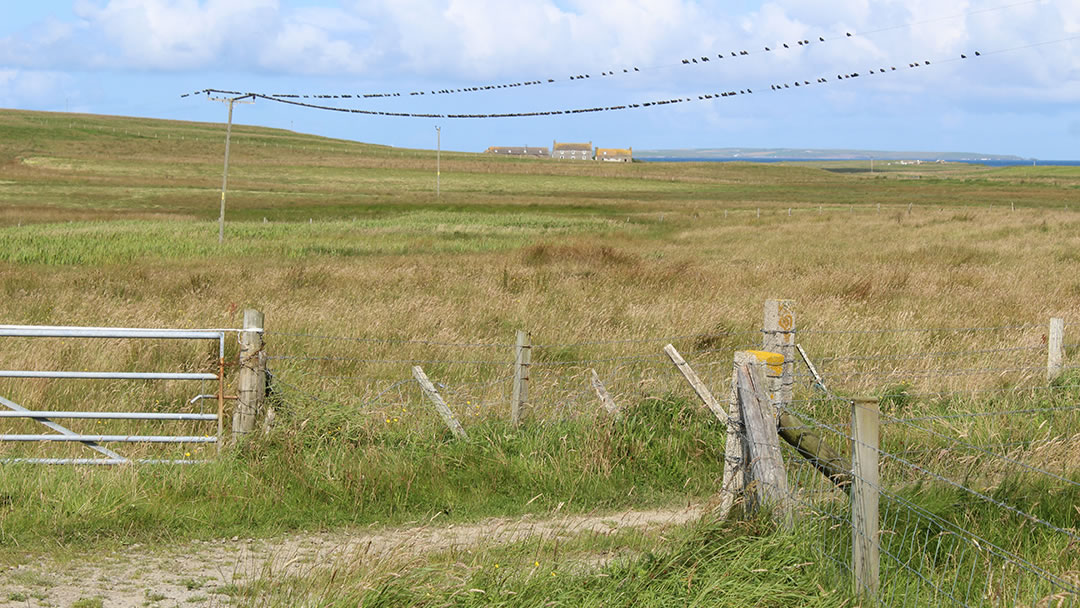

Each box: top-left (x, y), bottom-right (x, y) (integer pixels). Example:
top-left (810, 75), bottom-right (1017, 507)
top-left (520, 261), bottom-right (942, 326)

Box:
top-left (1, 0), bottom-right (1079, 158)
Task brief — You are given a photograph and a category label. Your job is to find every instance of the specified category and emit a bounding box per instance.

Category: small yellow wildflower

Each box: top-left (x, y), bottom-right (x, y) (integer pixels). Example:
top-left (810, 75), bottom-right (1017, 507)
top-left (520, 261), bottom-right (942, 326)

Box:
top-left (534, 561), bottom-right (540, 567)
top-left (494, 563), bottom-right (499, 569)
top-left (385, 418), bottom-right (391, 423)
top-left (184, 452), bottom-right (191, 458)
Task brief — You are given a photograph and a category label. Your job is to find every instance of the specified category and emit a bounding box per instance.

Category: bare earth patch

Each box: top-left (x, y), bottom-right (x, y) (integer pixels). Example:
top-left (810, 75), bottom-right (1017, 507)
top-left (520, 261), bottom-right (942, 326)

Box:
top-left (0, 504), bottom-right (701, 607)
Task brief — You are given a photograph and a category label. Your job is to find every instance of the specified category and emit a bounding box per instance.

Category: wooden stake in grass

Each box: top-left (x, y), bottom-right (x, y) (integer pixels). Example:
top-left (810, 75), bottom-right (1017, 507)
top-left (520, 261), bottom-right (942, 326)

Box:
top-left (665, 344), bottom-right (726, 421)
top-left (665, 343), bottom-right (744, 519)
top-left (851, 398), bottom-right (880, 601)
top-left (763, 299), bottom-right (795, 412)
top-left (1048, 318), bottom-right (1065, 382)
top-left (413, 366), bottom-right (468, 440)
top-left (511, 330), bottom-right (531, 426)
top-left (590, 369), bottom-right (619, 417)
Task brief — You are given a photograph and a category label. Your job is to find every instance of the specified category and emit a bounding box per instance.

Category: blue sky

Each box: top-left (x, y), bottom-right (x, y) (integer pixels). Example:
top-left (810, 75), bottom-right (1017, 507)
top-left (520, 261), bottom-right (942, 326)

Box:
top-left (2, 0), bottom-right (1078, 158)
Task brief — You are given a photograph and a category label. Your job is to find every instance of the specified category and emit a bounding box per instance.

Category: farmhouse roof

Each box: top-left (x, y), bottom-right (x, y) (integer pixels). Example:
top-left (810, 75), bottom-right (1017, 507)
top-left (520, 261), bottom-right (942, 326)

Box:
top-left (553, 141), bottom-right (592, 152)
top-left (485, 146), bottom-right (550, 156)
top-left (596, 148), bottom-right (632, 157)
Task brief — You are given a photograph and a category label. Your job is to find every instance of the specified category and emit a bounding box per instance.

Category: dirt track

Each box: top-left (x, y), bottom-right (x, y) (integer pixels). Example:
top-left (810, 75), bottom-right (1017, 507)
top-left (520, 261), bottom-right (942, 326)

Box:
top-left (0, 504), bottom-right (702, 607)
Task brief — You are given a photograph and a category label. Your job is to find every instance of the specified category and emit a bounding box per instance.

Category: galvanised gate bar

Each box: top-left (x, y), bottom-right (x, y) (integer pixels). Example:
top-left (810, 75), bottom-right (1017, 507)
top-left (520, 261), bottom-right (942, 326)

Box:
top-left (0, 325), bottom-right (230, 465)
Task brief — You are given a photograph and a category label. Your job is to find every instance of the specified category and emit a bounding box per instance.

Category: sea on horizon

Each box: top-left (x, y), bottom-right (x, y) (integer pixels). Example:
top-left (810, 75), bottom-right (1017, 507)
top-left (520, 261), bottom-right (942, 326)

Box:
top-left (637, 157), bottom-right (1080, 167)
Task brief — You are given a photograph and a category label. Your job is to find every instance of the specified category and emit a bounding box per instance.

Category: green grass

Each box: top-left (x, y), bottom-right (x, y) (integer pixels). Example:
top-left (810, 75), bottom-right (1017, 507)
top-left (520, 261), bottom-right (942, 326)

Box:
top-left (230, 516), bottom-right (845, 607)
top-left (0, 396), bottom-right (725, 551)
top-left (0, 213), bottom-right (626, 265)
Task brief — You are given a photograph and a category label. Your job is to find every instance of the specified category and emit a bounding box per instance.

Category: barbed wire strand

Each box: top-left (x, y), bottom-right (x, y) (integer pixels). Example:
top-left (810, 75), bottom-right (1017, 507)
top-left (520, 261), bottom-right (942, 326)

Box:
top-left (788, 382), bottom-right (1080, 404)
top-left (884, 404), bottom-right (1080, 424)
top-left (879, 412), bottom-right (1080, 490)
top-left (816, 345), bottom-right (1043, 364)
top-left (785, 405), bottom-right (1080, 544)
top-left (265, 331), bottom-right (511, 348)
top-left (798, 323), bottom-right (1043, 336)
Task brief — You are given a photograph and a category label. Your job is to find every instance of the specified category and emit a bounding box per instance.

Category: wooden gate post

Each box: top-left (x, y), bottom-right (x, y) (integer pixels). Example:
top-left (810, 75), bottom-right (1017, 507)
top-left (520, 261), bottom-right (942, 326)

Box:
top-left (1048, 317), bottom-right (1065, 382)
top-left (735, 355), bottom-right (793, 529)
top-left (233, 309), bottom-right (265, 437)
top-left (763, 300), bottom-right (795, 412)
top-left (511, 330), bottom-right (531, 426)
top-left (851, 398), bottom-right (881, 600)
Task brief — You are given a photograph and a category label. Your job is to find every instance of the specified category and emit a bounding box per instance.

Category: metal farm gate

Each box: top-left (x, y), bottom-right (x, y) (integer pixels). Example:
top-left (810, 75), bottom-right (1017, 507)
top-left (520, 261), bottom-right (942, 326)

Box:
top-left (0, 325), bottom-right (229, 465)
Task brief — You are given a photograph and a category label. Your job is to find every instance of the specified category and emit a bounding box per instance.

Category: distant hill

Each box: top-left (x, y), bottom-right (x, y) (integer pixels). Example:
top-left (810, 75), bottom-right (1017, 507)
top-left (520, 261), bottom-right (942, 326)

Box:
top-left (635, 147), bottom-right (1028, 162)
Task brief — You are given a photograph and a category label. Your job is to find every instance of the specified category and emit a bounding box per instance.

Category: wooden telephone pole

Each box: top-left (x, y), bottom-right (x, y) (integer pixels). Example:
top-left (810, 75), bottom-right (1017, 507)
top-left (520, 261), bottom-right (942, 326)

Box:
top-left (208, 93), bottom-right (255, 244)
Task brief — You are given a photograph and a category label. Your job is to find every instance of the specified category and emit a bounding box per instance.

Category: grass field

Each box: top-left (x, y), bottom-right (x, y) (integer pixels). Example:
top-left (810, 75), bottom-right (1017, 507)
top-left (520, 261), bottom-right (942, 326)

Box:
top-left (0, 108), bottom-right (1078, 606)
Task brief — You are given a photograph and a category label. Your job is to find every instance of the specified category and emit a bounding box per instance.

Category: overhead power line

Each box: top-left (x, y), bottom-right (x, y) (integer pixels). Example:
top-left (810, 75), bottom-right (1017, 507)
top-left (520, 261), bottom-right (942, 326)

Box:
top-left (189, 50), bottom-right (963, 120)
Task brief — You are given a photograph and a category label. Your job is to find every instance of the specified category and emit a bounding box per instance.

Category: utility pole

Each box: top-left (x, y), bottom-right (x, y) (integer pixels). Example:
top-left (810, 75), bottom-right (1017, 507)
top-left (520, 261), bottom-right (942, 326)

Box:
top-left (436, 125), bottom-right (441, 198)
top-left (208, 93), bottom-right (255, 244)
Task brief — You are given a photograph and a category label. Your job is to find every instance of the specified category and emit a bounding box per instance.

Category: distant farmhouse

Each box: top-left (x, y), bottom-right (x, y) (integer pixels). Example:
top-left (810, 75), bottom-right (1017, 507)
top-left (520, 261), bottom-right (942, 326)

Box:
top-left (484, 146), bottom-right (550, 158)
top-left (552, 141), bottom-right (593, 161)
top-left (484, 141), bottom-right (633, 162)
top-left (596, 147), bottom-right (633, 163)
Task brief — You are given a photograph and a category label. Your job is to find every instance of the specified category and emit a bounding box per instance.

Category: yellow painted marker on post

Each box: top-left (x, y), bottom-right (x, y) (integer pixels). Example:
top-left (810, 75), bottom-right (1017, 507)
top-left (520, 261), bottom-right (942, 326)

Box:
top-left (742, 350), bottom-right (784, 376)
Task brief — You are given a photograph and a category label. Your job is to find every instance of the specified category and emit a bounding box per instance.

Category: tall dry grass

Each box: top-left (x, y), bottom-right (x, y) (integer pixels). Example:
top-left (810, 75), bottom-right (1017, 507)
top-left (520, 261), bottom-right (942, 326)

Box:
top-left (0, 111), bottom-right (1078, 602)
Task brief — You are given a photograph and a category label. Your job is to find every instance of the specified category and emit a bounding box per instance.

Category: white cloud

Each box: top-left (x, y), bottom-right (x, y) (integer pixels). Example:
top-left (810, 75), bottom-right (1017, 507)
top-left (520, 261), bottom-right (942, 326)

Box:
top-left (0, 69), bottom-right (75, 107)
top-left (258, 21), bottom-right (370, 74)
top-left (0, 0), bottom-right (1075, 108)
top-left (3, 0), bottom-right (372, 75)
top-left (73, 0), bottom-right (280, 69)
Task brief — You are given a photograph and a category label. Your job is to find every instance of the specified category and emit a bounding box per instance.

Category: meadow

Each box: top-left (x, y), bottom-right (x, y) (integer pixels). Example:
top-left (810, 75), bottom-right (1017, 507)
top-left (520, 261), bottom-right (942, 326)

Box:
top-left (0, 108), bottom-right (1078, 606)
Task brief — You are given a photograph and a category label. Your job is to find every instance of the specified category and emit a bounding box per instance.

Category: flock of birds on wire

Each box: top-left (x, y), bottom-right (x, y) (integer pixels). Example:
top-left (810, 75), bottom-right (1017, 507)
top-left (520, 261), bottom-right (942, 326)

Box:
top-left (182, 29), bottom-right (985, 120)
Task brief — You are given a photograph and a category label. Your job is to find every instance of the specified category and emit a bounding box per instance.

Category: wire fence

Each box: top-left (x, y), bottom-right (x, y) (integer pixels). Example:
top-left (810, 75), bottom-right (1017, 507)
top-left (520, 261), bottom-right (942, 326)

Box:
top-left (778, 395), bottom-right (1080, 607)
top-left (265, 328), bottom-right (758, 431)
top-left (262, 316), bottom-right (1078, 604)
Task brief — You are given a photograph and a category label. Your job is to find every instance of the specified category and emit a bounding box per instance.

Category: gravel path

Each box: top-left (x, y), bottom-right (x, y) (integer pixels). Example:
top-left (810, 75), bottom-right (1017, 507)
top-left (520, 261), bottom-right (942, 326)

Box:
top-left (0, 504), bottom-right (702, 607)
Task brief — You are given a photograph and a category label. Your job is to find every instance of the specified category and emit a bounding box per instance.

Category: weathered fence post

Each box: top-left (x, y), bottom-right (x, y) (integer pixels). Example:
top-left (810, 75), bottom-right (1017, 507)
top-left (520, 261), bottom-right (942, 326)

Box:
top-left (233, 309), bottom-right (265, 437)
top-left (260, 351), bottom-right (274, 436)
top-left (851, 398), bottom-right (881, 601)
top-left (511, 330), bottom-right (531, 426)
top-left (1047, 317), bottom-right (1065, 382)
top-left (413, 366), bottom-right (468, 440)
top-left (736, 356), bottom-right (793, 529)
top-left (763, 299), bottom-right (795, 412)
top-left (590, 369), bottom-right (620, 417)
